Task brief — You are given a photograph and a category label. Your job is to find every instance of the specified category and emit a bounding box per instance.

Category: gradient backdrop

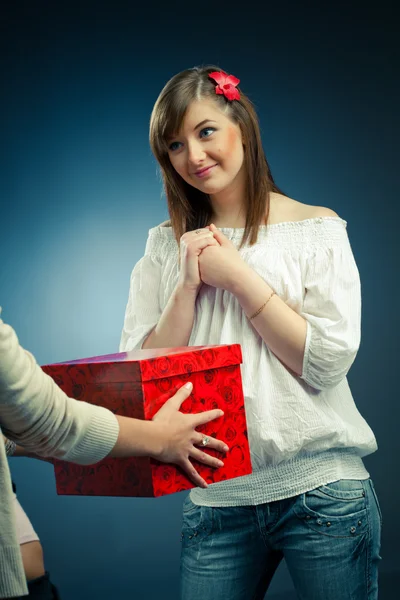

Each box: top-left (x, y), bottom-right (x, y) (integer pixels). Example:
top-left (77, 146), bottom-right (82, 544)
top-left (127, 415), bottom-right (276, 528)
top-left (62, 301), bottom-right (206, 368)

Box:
top-left (1, 2), bottom-right (398, 599)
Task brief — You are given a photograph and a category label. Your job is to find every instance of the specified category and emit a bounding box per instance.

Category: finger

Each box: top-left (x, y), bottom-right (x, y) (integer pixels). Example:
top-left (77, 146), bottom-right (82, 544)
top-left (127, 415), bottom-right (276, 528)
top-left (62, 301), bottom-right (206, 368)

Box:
top-left (190, 447), bottom-right (224, 469)
top-left (151, 383), bottom-right (181, 410)
top-left (180, 232), bottom-right (212, 250)
top-left (188, 232), bottom-right (216, 245)
top-left (197, 241), bottom-right (220, 256)
top-left (181, 458), bottom-right (208, 488)
top-left (183, 232), bottom-right (214, 250)
top-left (191, 227), bottom-right (211, 234)
top-left (191, 408), bottom-right (224, 427)
top-left (188, 231), bottom-right (214, 241)
top-left (189, 232), bottom-right (214, 242)
top-left (188, 237), bottom-right (220, 256)
top-left (209, 224), bottom-right (229, 246)
top-left (195, 433), bottom-right (229, 453)
top-left (182, 228), bottom-right (211, 240)
top-left (164, 382), bottom-right (193, 410)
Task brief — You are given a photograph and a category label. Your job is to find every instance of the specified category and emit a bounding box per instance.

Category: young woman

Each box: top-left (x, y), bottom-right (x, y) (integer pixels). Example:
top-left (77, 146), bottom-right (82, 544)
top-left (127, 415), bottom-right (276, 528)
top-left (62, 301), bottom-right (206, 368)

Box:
top-left (119, 66), bottom-right (381, 599)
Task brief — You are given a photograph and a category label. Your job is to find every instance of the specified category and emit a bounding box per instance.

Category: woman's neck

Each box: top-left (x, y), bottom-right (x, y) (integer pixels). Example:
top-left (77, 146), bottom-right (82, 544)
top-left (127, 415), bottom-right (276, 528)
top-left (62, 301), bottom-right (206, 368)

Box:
top-left (209, 185), bottom-right (246, 228)
top-left (210, 204), bottom-right (246, 228)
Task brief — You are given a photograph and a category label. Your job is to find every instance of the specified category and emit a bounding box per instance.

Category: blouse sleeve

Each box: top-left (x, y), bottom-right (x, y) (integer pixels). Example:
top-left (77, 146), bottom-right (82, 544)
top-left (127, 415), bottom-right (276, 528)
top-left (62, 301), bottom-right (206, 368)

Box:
top-left (119, 252), bottom-right (163, 352)
top-left (300, 227), bottom-right (361, 391)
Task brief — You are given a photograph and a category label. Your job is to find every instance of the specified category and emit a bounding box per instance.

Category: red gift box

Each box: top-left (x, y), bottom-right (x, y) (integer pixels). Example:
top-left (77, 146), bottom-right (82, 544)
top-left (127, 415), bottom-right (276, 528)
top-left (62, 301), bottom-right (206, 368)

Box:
top-left (41, 344), bottom-right (252, 497)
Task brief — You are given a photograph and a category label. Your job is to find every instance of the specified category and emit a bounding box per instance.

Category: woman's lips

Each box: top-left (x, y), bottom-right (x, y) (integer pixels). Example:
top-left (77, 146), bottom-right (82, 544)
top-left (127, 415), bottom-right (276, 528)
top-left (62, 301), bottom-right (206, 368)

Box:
top-left (194, 164), bottom-right (218, 178)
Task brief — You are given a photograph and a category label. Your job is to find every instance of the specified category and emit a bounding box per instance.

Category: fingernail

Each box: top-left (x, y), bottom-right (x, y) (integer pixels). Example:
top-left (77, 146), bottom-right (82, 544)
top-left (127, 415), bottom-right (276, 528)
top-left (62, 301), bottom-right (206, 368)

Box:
top-left (184, 382), bottom-right (193, 390)
top-left (218, 460), bottom-right (224, 467)
top-left (219, 410), bottom-right (224, 416)
top-left (223, 445), bottom-right (229, 452)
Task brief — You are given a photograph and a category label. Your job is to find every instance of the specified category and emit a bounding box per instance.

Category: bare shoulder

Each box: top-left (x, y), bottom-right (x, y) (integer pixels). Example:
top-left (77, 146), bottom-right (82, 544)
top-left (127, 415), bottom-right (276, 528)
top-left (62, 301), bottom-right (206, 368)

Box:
top-left (269, 193), bottom-right (339, 223)
top-left (305, 206), bottom-right (339, 219)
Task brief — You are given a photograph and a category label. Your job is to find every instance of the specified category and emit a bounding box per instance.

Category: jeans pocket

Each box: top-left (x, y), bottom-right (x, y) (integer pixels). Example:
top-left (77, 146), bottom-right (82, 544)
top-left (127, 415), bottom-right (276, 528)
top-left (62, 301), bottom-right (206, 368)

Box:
top-left (316, 479), bottom-right (366, 500)
top-left (181, 498), bottom-right (214, 548)
top-left (294, 479), bottom-right (368, 538)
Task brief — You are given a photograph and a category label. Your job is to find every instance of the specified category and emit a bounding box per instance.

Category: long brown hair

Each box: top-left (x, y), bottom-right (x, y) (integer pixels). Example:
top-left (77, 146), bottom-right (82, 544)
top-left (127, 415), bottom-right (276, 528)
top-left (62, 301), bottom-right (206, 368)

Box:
top-left (149, 65), bottom-right (283, 247)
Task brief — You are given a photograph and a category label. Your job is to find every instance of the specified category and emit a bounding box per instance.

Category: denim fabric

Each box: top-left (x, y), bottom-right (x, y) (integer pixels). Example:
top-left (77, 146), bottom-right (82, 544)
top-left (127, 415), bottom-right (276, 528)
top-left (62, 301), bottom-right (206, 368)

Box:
top-left (180, 479), bottom-right (382, 599)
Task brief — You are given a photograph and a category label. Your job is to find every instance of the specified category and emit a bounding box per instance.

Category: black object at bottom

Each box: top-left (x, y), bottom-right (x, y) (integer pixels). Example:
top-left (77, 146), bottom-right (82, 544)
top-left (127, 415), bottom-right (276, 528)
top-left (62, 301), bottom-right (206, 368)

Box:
top-left (23, 571), bottom-right (61, 599)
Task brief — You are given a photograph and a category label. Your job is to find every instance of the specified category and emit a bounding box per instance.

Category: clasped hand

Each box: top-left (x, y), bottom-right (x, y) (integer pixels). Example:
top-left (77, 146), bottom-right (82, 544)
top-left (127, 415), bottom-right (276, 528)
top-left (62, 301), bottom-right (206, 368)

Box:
top-left (179, 223), bottom-right (248, 293)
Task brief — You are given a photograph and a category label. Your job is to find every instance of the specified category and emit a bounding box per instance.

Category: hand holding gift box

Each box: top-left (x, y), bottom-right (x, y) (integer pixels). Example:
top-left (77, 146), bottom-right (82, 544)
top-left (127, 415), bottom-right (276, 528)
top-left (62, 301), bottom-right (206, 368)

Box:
top-left (42, 344), bottom-right (252, 497)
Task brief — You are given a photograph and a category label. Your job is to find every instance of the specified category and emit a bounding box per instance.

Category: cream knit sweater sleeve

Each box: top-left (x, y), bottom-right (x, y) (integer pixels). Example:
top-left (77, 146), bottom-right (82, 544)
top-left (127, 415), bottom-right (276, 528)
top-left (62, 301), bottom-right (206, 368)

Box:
top-left (0, 315), bottom-right (119, 465)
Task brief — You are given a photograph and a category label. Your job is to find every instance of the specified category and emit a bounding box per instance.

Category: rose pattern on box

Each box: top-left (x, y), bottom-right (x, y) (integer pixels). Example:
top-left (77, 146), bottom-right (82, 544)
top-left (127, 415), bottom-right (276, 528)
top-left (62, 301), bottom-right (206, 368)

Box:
top-left (42, 344), bottom-right (252, 497)
top-left (139, 345), bottom-right (242, 382)
top-left (143, 365), bottom-right (250, 496)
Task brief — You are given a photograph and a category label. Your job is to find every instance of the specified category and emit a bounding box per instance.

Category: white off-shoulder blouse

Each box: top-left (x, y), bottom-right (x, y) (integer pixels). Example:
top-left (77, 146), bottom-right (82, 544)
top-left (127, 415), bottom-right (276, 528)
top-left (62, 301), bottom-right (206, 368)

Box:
top-left (120, 217), bottom-right (377, 506)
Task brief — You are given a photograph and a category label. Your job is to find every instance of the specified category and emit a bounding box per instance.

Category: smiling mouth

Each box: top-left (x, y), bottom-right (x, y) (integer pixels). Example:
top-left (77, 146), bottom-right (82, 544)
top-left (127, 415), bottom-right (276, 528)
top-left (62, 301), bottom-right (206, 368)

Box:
top-left (194, 164), bottom-right (218, 178)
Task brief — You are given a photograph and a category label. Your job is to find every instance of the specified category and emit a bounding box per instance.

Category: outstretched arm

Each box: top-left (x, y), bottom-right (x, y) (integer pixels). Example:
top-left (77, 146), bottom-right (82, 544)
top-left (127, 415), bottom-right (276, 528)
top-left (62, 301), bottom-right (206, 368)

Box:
top-left (1, 319), bottom-right (228, 487)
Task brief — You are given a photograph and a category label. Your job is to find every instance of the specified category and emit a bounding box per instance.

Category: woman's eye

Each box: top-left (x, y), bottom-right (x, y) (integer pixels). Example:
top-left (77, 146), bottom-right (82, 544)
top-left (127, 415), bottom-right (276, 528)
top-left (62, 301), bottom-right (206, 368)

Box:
top-left (169, 141), bottom-right (182, 151)
top-left (200, 127), bottom-right (215, 138)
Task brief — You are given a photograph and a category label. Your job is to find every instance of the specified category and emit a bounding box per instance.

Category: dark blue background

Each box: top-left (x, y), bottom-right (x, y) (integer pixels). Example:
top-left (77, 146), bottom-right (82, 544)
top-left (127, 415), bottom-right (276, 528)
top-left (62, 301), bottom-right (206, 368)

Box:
top-left (1, 1), bottom-right (398, 598)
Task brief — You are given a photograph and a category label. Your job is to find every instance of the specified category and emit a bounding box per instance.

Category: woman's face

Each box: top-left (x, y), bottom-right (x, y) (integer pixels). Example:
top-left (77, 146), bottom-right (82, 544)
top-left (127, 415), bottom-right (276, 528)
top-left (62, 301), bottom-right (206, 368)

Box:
top-left (167, 97), bottom-right (245, 196)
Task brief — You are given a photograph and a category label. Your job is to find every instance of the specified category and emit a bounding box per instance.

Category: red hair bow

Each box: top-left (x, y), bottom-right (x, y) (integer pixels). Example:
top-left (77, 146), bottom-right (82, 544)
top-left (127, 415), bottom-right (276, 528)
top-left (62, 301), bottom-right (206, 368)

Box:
top-left (208, 71), bottom-right (240, 101)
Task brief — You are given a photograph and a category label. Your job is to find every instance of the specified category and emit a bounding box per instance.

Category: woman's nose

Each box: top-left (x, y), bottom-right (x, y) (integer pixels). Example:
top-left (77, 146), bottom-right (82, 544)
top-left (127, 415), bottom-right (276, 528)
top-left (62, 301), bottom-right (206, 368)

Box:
top-left (187, 140), bottom-right (206, 165)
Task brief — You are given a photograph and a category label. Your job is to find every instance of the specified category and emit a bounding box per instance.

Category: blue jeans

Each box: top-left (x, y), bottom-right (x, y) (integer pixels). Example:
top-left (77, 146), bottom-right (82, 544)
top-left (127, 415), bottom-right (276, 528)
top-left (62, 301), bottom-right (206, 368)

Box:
top-left (180, 479), bottom-right (382, 599)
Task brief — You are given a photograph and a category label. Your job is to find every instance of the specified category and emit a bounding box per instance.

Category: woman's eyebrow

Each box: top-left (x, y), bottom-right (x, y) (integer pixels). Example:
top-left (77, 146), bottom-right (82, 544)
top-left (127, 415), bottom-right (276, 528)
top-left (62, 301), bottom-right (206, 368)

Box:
top-left (166, 119), bottom-right (217, 141)
top-left (193, 119), bottom-right (217, 130)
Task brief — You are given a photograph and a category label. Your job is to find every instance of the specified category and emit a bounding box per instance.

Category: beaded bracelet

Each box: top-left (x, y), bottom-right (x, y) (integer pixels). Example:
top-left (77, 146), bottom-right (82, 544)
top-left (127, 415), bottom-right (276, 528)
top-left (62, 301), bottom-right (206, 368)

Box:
top-left (4, 438), bottom-right (17, 456)
top-left (249, 291), bottom-right (276, 320)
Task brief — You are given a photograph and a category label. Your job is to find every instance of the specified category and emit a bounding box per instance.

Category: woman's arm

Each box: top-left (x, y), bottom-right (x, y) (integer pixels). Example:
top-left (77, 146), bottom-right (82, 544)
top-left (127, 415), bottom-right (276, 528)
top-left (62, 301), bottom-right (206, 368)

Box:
top-left (230, 269), bottom-right (307, 376)
top-left (3, 435), bottom-right (54, 462)
top-left (142, 284), bottom-right (198, 348)
top-left (122, 227), bottom-right (218, 351)
top-left (199, 225), bottom-right (307, 375)
top-left (3, 384), bottom-right (228, 488)
top-left (199, 220), bottom-right (360, 390)
top-left (0, 318), bottom-right (228, 487)
top-left (0, 317), bottom-right (119, 465)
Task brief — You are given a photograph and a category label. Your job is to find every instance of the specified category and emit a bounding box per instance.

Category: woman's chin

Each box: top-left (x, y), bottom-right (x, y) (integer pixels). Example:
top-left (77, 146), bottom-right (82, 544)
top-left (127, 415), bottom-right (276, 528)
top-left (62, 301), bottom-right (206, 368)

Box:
top-left (186, 173), bottom-right (231, 195)
top-left (195, 180), bottom-right (228, 195)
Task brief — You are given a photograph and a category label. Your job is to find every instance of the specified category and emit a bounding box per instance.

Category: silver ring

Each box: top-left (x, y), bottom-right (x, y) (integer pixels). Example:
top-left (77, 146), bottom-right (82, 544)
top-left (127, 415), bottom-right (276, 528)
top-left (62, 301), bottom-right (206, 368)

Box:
top-left (195, 229), bottom-right (202, 234)
top-left (201, 436), bottom-right (210, 447)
